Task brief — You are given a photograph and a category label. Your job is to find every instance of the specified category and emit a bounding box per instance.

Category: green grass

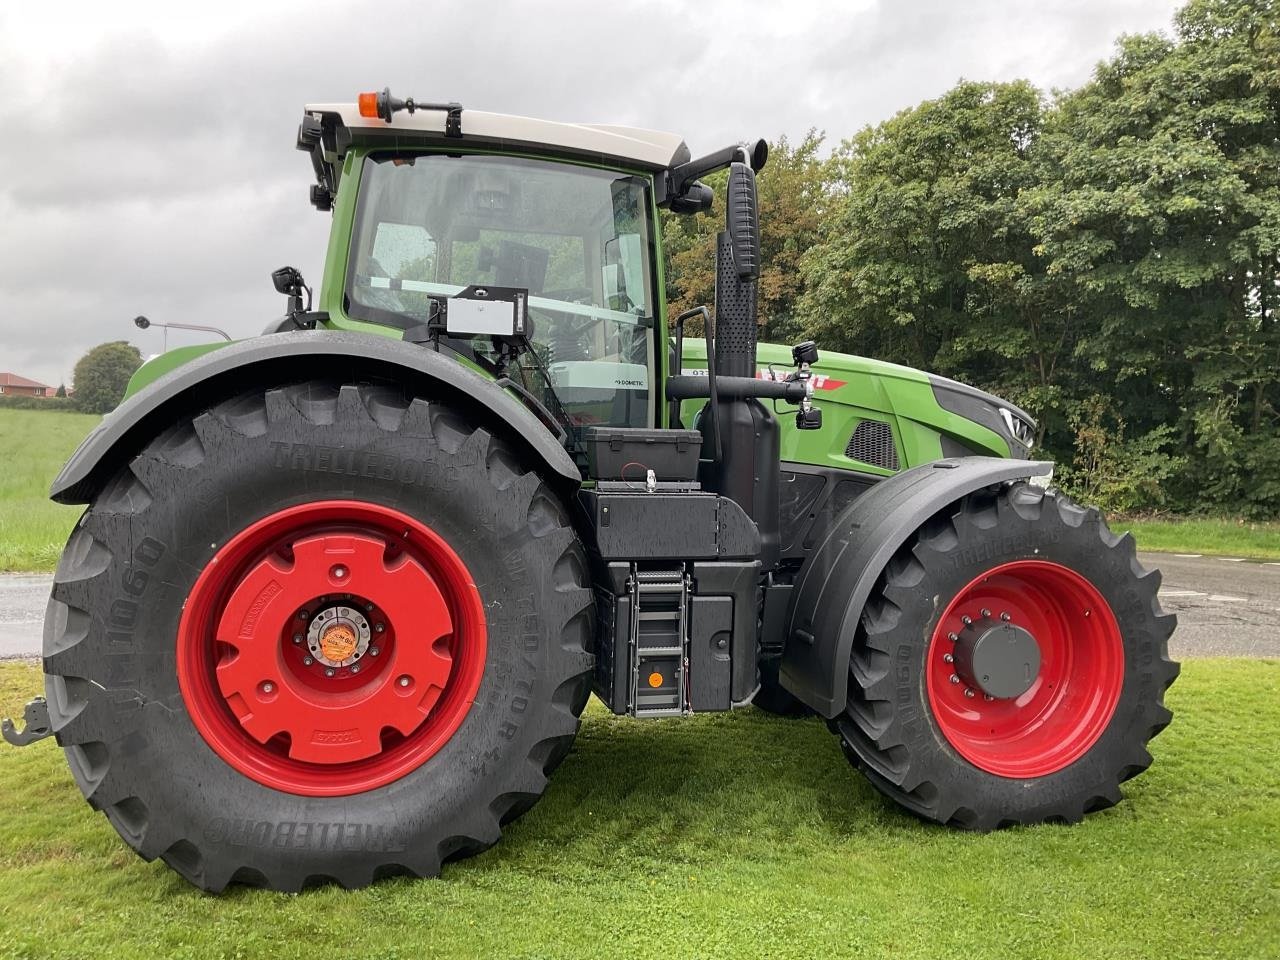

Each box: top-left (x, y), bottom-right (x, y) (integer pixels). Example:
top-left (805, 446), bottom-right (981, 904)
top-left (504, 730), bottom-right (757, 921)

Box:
top-left (0, 659), bottom-right (1275, 960)
top-left (1121, 517), bottom-right (1280, 561)
top-left (0, 409), bottom-right (98, 572)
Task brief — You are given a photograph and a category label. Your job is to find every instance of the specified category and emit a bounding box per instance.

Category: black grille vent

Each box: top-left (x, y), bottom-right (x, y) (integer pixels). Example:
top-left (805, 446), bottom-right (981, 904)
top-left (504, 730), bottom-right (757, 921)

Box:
top-left (845, 420), bottom-right (900, 471)
top-left (713, 232), bottom-right (758, 378)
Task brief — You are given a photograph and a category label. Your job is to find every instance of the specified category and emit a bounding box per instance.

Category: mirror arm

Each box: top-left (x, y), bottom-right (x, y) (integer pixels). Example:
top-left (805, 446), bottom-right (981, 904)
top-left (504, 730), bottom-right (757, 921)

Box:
top-left (665, 139), bottom-right (768, 202)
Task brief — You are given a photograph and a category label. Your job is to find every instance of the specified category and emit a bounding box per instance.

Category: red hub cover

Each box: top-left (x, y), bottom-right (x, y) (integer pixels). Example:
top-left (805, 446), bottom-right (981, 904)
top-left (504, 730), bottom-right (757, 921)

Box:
top-left (177, 501), bottom-right (486, 796)
top-left (925, 560), bottom-right (1124, 779)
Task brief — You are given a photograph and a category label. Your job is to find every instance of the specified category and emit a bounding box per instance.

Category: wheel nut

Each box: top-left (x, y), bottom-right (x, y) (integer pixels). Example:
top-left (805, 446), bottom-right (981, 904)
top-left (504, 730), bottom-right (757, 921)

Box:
top-left (297, 609), bottom-right (308, 620)
top-left (980, 608), bottom-right (991, 619)
top-left (350, 664), bottom-right (361, 674)
top-left (303, 656), bottom-right (314, 666)
top-left (325, 668), bottom-right (336, 678)
top-left (943, 653), bottom-right (954, 664)
top-left (375, 623), bottom-right (385, 634)
top-left (964, 688), bottom-right (975, 698)
top-left (961, 615), bottom-right (972, 626)
top-left (398, 675), bottom-right (411, 687)
top-left (947, 632), bottom-right (959, 642)
top-left (292, 634), bottom-right (303, 644)
top-left (369, 646), bottom-right (380, 657)
top-left (261, 682), bottom-right (274, 694)
top-left (984, 693), bottom-right (994, 702)
top-left (1000, 612), bottom-right (1011, 622)
top-left (331, 564), bottom-right (348, 580)
top-left (949, 674), bottom-right (960, 685)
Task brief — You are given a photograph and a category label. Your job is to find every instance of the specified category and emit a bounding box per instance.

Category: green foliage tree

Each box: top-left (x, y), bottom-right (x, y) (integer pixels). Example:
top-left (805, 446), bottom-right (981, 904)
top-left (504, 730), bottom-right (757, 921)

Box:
top-left (55, 383), bottom-right (67, 398)
top-left (658, 0), bottom-right (1279, 516)
top-left (799, 81), bottom-right (1077, 441)
top-left (1025, 0), bottom-right (1280, 513)
top-left (663, 131), bottom-right (831, 342)
top-left (72, 341), bottom-right (143, 414)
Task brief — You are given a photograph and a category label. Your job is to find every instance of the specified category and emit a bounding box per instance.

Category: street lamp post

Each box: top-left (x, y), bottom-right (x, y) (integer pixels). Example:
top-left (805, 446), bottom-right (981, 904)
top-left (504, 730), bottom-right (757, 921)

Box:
top-left (133, 316), bottom-right (233, 352)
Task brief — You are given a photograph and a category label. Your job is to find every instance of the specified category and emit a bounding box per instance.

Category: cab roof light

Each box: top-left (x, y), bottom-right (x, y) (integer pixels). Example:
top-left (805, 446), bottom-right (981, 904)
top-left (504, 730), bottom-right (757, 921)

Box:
top-left (356, 87), bottom-right (465, 138)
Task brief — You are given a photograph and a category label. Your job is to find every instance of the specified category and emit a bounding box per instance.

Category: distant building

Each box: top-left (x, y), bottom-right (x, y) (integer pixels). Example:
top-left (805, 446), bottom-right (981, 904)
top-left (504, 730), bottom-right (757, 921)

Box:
top-left (0, 372), bottom-right (54, 398)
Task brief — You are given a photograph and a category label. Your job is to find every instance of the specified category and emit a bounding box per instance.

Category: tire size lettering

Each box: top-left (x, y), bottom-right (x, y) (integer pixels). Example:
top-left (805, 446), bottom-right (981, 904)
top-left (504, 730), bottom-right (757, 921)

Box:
top-left (108, 538), bottom-right (166, 647)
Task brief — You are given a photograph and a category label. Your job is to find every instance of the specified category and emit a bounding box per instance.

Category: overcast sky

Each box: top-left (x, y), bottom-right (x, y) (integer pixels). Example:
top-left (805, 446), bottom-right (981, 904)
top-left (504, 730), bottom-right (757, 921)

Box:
top-left (0, 0), bottom-right (1183, 388)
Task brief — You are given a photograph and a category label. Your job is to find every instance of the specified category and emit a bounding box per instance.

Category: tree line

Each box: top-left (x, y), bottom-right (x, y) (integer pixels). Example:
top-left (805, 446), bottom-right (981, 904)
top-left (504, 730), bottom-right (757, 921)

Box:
top-left (663, 0), bottom-right (1279, 517)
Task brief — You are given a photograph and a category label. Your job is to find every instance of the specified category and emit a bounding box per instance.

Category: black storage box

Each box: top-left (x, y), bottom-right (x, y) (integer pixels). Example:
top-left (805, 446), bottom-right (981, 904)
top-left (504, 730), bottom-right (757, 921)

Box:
top-left (582, 427), bottom-right (702, 482)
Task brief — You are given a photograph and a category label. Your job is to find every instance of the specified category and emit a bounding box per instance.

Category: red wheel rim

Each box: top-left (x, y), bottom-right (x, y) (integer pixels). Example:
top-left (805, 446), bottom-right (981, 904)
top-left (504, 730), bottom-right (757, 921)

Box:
top-left (925, 560), bottom-right (1123, 779)
top-left (177, 500), bottom-right (486, 796)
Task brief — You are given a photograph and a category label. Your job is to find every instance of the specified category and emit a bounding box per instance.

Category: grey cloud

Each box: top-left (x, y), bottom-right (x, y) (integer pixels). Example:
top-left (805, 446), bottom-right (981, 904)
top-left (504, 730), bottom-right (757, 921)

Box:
top-left (0, 0), bottom-right (1181, 387)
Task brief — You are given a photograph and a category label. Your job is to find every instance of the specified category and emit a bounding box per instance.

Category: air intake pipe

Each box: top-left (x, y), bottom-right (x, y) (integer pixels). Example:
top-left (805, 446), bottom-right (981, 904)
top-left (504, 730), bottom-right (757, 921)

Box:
top-left (696, 161), bottom-right (781, 569)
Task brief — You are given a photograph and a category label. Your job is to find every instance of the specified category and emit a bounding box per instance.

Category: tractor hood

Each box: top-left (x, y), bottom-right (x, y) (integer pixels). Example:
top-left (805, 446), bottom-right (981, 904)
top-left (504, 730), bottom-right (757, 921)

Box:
top-left (678, 339), bottom-right (1036, 460)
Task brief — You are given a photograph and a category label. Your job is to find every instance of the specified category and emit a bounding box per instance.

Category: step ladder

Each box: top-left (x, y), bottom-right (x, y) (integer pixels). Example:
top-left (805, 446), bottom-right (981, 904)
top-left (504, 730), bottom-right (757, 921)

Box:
top-left (627, 568), bottom-right (690, 718)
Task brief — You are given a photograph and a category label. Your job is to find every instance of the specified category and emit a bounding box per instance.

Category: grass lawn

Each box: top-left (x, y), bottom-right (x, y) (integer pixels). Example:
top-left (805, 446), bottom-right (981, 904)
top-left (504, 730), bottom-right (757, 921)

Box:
top-left (0, 658), bottom-right (1274, 959)
top-left (0, 409), bottom-right (98, 572)
top-left (1119, 517), bottom-right (1280, 561)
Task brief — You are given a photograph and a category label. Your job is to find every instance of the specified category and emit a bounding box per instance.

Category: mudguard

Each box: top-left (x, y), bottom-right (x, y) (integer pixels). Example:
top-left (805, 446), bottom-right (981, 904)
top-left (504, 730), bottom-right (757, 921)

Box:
top-left (779, 457), bottom-right (1053, 717)
top-left (50, 331), bottom-right (581, 504)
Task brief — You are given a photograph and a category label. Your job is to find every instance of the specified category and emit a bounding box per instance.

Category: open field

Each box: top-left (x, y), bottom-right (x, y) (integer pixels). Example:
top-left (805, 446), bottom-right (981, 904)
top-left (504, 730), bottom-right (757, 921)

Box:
top-left (0, 410), bottom-right (97, 572)
top-left (0, 658), bottom-right (1275, 960)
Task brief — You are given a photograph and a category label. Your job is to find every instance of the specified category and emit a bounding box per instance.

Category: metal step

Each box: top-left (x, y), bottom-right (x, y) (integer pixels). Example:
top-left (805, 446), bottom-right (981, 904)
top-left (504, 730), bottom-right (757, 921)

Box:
top-left (626, 566), bottom-right (690, 717)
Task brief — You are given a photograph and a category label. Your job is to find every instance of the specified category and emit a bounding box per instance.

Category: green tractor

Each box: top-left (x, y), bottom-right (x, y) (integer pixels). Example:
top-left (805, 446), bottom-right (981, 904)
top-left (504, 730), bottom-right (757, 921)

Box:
top-left (5, 89), bottom-right (1178, 892)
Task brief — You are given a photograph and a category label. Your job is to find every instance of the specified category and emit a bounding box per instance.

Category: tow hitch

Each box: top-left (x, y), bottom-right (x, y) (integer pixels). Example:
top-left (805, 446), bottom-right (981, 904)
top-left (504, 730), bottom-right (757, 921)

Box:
top-left (2, 697), bottom-right (53, 747)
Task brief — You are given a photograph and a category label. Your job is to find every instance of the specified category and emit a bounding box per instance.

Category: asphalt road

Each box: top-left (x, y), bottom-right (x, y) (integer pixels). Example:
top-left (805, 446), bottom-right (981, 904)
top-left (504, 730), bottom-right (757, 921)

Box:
top-left (1, 553), bottom-right (1277, 661)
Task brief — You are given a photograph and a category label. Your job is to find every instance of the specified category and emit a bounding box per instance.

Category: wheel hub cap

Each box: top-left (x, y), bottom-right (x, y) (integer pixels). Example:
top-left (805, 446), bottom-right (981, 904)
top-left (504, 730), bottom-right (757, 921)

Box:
top-left (307, 604), bottom-right (372, 668)
top-left (954, 616), bottom-right (1041, 700)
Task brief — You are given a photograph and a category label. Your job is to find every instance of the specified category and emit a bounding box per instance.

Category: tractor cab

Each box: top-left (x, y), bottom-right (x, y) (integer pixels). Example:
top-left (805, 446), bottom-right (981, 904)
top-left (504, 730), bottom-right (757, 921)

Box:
top-left (297, 91), bottom-right (702, 435)
top-left (295, 91), bottom-right (798, 444)
top-left (345, 152), bottom-right (658, 428)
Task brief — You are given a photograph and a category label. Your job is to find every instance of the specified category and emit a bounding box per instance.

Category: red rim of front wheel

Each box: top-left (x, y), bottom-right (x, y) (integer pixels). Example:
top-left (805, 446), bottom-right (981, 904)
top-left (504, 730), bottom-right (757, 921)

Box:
top-left (925, 560), bottom-right (1124, 779)
top-left (177, 500), bottom-right (487, 796)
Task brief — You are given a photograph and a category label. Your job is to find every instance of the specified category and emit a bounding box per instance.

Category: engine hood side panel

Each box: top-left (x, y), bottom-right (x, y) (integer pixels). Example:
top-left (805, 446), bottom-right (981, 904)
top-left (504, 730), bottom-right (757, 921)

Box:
top-left (677, 339), bottom-right (1021, 471)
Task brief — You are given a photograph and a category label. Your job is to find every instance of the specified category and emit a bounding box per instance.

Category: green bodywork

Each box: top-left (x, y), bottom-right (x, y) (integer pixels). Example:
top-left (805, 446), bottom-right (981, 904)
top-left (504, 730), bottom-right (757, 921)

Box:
top-left (677, 339), bottom-right (1013, 474)
top-left (124, 144), bottom-right (1016, 477)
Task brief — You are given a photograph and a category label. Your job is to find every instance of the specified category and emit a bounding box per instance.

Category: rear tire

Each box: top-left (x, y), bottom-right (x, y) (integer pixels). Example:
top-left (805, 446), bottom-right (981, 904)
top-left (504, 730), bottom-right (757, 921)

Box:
top-left (42, 382), bottom-right (594, 891)
top-left (832, 483), bottom-right (1179, 829)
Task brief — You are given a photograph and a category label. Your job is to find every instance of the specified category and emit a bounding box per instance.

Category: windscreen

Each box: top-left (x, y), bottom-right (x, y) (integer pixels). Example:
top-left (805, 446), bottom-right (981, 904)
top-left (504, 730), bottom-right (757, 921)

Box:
top-left (346, 153), bottom-right (657, 428)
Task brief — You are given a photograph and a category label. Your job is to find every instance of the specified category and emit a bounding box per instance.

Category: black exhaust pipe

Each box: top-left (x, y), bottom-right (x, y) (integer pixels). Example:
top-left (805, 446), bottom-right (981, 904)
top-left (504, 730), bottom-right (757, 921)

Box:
top-left (697, 162), bottom-right (780, 569)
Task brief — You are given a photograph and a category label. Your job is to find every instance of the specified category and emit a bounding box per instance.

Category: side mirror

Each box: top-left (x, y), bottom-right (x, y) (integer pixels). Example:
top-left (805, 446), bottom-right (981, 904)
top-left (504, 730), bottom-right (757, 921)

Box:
top-left (669, 181), bottom-right (714, 215)
top-left (726, 162), bottom-right (760, 282)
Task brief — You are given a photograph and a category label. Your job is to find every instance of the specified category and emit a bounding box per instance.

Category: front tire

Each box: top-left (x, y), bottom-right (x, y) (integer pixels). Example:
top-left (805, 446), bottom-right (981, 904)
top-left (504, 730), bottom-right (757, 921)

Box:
top-left (42, 382), bottom-right (594, 891)
top-left (833, 483), bottom-right (1179, 829)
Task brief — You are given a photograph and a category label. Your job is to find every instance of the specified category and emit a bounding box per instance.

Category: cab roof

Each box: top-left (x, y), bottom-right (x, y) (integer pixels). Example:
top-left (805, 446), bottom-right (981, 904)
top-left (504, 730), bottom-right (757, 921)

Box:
top-left (303, 102), bottom-right (690, 171)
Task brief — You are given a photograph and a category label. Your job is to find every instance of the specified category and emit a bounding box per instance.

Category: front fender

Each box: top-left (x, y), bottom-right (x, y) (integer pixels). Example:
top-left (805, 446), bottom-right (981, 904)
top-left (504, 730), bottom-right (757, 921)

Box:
top-left (779, 457), bottom-right (1053, 717)
top-left (51, 331), bottom-right (581, 504)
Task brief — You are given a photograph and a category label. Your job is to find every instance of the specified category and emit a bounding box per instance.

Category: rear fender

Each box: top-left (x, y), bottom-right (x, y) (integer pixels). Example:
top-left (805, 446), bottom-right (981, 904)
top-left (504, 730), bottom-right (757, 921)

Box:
top-left (779, 457), bottom-right (1053, 717)
top-left (51, 331), bottom-right (580, 504)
